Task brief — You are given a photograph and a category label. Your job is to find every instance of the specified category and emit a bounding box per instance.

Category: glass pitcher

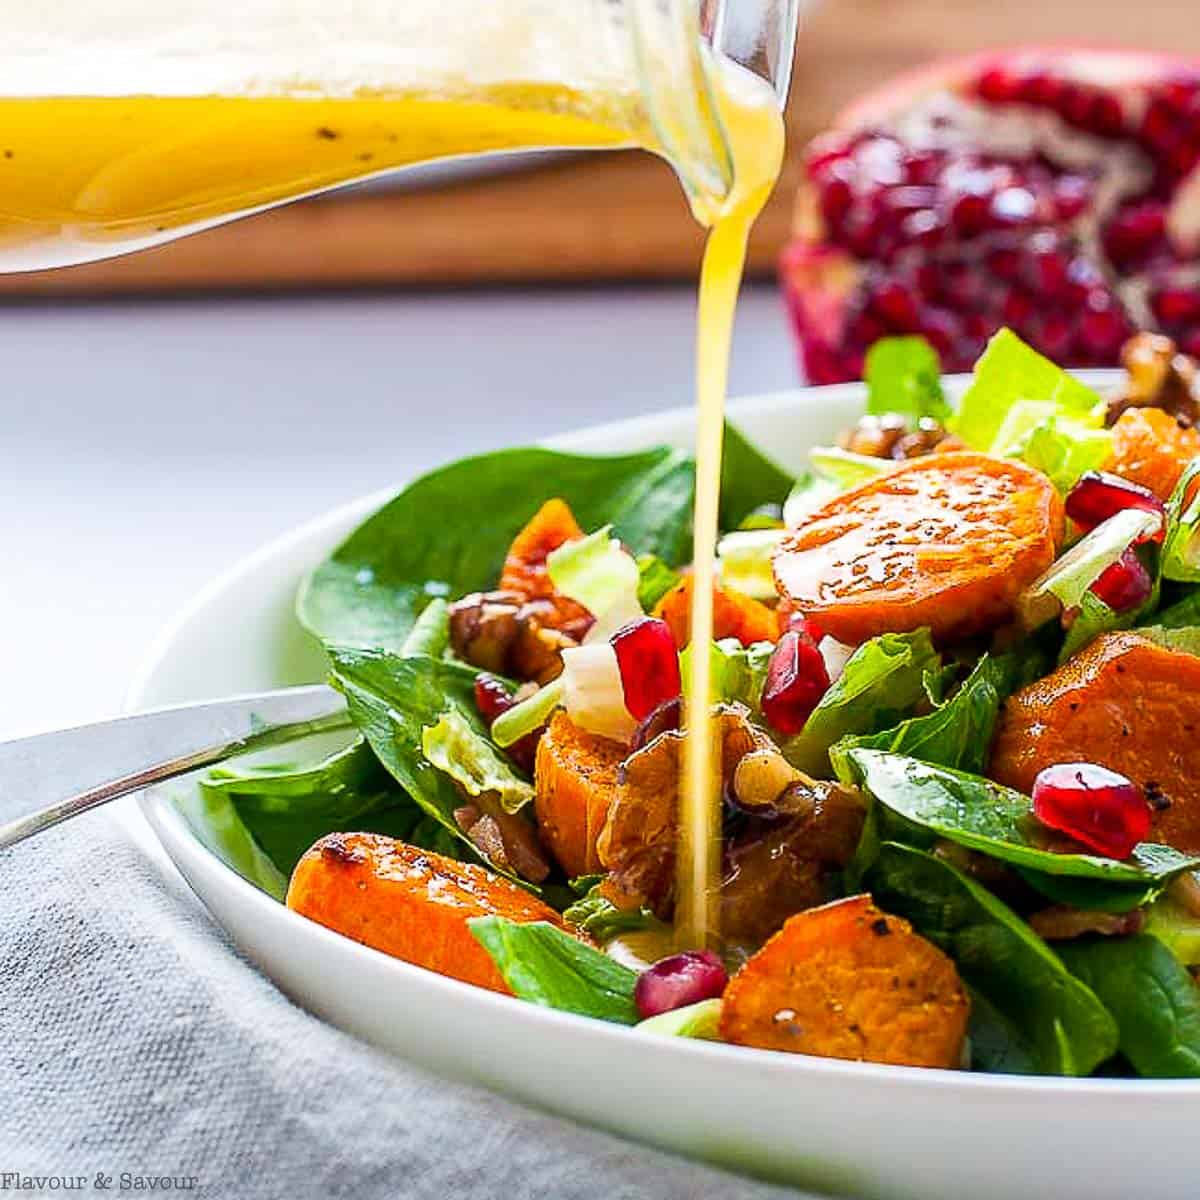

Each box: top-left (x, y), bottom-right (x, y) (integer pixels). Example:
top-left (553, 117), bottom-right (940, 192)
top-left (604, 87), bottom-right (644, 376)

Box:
top-left (0, 0), bottom-right (799, 272)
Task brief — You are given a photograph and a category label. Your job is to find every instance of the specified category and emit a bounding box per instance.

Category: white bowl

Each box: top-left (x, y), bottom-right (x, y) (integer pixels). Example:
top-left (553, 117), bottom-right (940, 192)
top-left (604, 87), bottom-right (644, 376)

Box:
top-left (128, 375), bottom-right (1197, 1200)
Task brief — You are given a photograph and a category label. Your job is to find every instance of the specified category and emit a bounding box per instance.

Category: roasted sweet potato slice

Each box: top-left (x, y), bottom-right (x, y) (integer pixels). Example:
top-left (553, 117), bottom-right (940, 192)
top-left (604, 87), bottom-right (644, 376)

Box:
top-left (534, 710), bottom-right (626, 878)
top-left (1109, 407), bottom-right (1200, 501)
top-left (719, 895), bottom-right (970, 1068)
top-left (990, 632), bottom-right (1200, 853)
top-left (773, 451), bottom-right (1064, 644)
top-left (500, 498), bottom-right (586, 601)
top-left (287, 833), bottom-right (564, 993)
top-left (654, 574), bottom-right (781, 648)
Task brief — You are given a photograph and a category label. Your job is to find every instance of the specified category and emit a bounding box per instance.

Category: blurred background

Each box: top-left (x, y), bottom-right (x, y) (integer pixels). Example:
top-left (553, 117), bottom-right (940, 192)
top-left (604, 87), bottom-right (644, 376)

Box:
top-left (0, 0), bottom-right (1193, 298)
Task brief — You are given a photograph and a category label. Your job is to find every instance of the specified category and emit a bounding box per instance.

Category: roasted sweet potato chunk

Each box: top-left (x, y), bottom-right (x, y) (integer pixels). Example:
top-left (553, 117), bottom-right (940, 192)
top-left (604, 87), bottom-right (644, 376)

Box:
top-left (773, 451), bottom-right (1064, 644)
top-left (654, 575), bottom-right (781, 648)
top-left (990, 632), bottom-right (1200, 853)
top-left (719, 895), bottom-right (969, 1068)
top-left (534, 710), bottom-right (626, 878)
top-left (287, 833), bottom-right (564, 993)
top-left (1109, 407), bottom-right (1200, 501)
top-left (500, 498), bottom-right (586, 601)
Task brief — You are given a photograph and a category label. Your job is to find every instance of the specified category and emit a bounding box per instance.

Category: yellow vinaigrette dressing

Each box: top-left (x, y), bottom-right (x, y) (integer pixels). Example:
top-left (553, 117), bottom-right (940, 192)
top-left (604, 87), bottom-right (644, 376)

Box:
top-left (1, 58), bottom-right (782, 949)
top-left (677, 66), bottom-right (785, 950)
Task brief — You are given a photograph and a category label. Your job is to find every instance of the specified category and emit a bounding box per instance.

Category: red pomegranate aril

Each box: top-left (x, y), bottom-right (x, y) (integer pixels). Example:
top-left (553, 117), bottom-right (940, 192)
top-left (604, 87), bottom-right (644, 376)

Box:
top-left (991, 186), bottom-right (1038, 225)
top-left (1152, 286), bottom-right (1200, 325)
top-left (1065, 471), bottom-right (1167, 540)
top-left (634, 950), bottom-right (728, 1019)
top-left (1032, 762), bottom-right (1151, 860)
top-left (611, 617), bottom-right (681, 722)
top-left (1037, 314), bottom-right (1074, 361)
top-left (761, 628), bottom-right (831, 736)
top-left (1090, 547), bottom-right (1154, 612)
top-left (1078, 300), bottom-right (1131, 359)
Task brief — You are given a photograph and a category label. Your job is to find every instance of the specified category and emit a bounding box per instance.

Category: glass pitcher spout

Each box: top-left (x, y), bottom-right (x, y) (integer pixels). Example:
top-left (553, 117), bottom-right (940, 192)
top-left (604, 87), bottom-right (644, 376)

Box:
top-left (0, 0), bottom-right (800, 272)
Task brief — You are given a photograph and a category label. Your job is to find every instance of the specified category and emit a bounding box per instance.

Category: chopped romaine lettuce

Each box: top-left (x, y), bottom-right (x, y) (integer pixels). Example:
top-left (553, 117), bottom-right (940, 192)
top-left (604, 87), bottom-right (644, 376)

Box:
top-left (781, 449), bottom-right (891, 526)
top-left (560, 641), bottom-right (635, 743)
top-left (421, 706), bottom-right (534, 814)
top-left (1017, 414), bottom-right (1113, 494)
top-left (1017, 508), bottom-right (1162, 629)
top-left (715, 527), bottom-right (784, 600)
top-left (547, 524), bottom-right (642, 639)
top-left (951, 327), bottom-right (1105, 453)
top-left (1162, 459), bottom-right (1200, 583)
top-left (865, 335), bottom-right (949, 422)
top-left (563, 880), bottom-right (667, 943)
top-left (636, 554), bottom-right (681, 611)
top-left (636, 998), bottom-right (723, 1040)
top-left (1145, 891), bottom-right (1200, 966)
top-left (401, 596), bottom-right (451, 657)
top-left (681, 637), bottom-right (773, 712)
top-left (491, 678), bottom-right (565, 749)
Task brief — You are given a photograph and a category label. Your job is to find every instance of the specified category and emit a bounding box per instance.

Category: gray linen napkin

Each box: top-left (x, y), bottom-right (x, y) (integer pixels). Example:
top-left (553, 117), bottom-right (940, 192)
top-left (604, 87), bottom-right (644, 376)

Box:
top-left (1, 812), bottom-right (817, 1200)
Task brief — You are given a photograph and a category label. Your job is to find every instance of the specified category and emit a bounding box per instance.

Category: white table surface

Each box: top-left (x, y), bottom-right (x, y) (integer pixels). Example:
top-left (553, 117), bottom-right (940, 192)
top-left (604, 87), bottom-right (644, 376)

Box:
top-left (0, 283), bottom-right (795, 740)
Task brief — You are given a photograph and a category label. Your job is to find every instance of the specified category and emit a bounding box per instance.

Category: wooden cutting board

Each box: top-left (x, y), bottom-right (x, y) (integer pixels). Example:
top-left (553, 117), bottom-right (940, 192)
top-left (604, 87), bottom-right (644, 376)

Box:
top-left (1, 0), bottom-right (1195, 295)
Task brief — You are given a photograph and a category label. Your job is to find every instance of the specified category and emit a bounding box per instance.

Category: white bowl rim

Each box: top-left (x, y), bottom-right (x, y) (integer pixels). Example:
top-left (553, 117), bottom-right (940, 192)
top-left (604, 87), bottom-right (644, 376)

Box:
top-left (126, 372), bottom-right (1200, 1099)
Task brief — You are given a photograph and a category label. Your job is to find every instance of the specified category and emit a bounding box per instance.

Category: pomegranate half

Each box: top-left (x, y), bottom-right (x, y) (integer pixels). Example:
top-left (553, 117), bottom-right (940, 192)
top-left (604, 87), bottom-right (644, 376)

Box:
top-left (781, 47), bottom-right (1200, 383)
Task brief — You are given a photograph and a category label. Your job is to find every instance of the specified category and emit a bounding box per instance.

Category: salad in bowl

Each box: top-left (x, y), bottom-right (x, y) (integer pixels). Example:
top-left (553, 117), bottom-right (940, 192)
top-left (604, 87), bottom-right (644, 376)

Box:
top-left (195, 327), bottom-right (1200, 1080)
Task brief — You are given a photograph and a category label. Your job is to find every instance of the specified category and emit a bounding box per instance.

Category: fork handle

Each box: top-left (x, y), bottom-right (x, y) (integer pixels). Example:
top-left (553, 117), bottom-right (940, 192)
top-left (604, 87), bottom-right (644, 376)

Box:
top-left (0, 684), bottom-right (350, 851)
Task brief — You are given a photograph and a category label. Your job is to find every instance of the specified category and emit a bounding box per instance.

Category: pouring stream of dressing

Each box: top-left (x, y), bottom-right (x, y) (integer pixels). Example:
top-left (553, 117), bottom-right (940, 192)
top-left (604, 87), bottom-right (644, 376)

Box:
top-left (676, 61), bottom-right (784, 950)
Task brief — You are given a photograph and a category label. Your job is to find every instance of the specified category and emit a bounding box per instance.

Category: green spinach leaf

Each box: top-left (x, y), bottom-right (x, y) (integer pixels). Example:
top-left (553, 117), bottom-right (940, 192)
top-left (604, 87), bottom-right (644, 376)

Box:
top-left (864, 842), bottom-right (1118, 1075)
top-left (299, 445), bottom-right (695, 652)
top-left (195, 736), bottom-right (458, 897)
top-left (327, 646), bottom-right (515, 873)
top-left (832, 652), bottom-right (1027, 776)
top-left (841, 748), bottom-right (1200, 886)
top-left (719, 421), bottom-right (797, 532)
top-left (468, 917), bottom-right (639, 1023)
top-left (1058, 935), bottom-right (1200, 1077)
top-left (783, 630), bottom-right (940, 775)
top-left (865, 336), bottom-right (948, 422)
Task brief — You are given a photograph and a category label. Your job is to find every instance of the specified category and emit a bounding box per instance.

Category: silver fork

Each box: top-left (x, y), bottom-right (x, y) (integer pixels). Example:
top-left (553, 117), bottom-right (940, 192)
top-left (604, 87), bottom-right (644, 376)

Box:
top-left (0, 685), bottom-right (350, 851)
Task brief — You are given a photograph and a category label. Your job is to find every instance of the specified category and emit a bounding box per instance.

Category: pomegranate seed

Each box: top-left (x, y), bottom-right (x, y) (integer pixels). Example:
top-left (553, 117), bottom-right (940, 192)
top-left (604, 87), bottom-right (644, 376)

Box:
top-left (1105, 202), bottom-right (1166, 265)
top-left (1065, 471), bottom-right (1166, 540)
top-left (634, 950), bottom-right (728, 1019)
top-left (820, 174), bottom-right (854, 223)
top-left (1077, 298), bottom-right (1131, 359)
top-left (761, 628), bottom-right (830, 735)
top-left (1032, 762), bottom-right (1151, 860)
top-left (1053, 175), bottom-right (1092, 220)
top-left (1090, 547), bottom-right (1154, 612)
top-left (611, 617), bottom-right (681, 722)
top-left (991, 186), bottom-right (1037, 225)
top-left (871, 280), bottom-right (919, 329)
top-left (977, 66), bottom-right (1023, 104)
top-left (783, 47), bottom-right (1200, 384)
top-left (1152, 286), bottom-right (1200, 325)
top-left (1037, 314), bottom-right (1074, 361)
top-left (1088, 93), bottom-right (1125, 137)
top-left (474, 674), bottom-right (539, 772)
